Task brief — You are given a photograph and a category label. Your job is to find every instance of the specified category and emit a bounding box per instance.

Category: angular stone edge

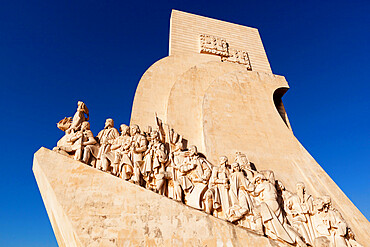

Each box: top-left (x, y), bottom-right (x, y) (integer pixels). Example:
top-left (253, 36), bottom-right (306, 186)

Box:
top-left (33, 147), bottom-right (290, 247)
top-left (33, 147), bottom-right (83, 247)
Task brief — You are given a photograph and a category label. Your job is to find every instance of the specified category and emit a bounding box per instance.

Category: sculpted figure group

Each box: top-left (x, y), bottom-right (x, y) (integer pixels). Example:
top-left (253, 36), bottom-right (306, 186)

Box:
top-left (53, 102), bottom-right (362, 247)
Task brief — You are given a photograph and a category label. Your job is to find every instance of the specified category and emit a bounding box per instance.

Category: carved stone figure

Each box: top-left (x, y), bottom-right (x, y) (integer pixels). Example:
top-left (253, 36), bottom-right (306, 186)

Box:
top-left (174, 145), bottom-right (198, 197)
top-left (312, 197), bottom-right (350, 247)
top-left (235, 152), bottom-right (255, 181)
top-left (251, 173), bottom-right (306, 246)
top-left (227, 162), bottom-right (265, 234)
top-left (143, 130), bottom-right (168, 194)
top-left (100, 124), bottom-right (132, 176)
top-left (284, 182), bottom-right (316, 245)
top-left (94, 118), bottom-right (120, 171)
top-left (166, 141), bottom-right (186, 201)
top-left (346, 228), bottom-right (363, 247)
top-left (53, 121), bottom-right (98, 165)
top-left (74, 122), bottom-right (98, 165)
top-left (183, 145), bottom-right (212, 210)
top-left (113, 124), bottom-right (133, 180)
top-left (52, 103), bottom-right (361, 247)
top-left (54, 101), bottom-right (90, 156)
top-left (66, 101), bottom-right (89, 134)
top-left (206, 156), bottom-right (231, 219)
top-left (129, 124), bottom-right (148, 185)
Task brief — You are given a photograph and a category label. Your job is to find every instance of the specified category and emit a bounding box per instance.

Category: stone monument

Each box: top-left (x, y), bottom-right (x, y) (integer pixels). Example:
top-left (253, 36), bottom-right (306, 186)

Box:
top-left (33, 10), bottom-right (369, 247)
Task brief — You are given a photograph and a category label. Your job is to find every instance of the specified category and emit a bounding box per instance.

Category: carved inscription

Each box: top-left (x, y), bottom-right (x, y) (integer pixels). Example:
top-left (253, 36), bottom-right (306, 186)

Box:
top-left (199, 34), bottom-right (228, 57)
top-left (222, 49), bottom-right (252, 69)
top-left (200, 34), bottom-right (252, 70)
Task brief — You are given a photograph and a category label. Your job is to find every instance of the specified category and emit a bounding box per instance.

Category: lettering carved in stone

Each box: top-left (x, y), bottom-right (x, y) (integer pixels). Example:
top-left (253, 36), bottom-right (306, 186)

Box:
top-left (199, 34), bottom-right (228, 57)
top-left (222, 49), bottom-right (252, 70)
top-left (199, 34), bottom-right (252, 70)
top-left (53, 101), bottom-right (362, 247)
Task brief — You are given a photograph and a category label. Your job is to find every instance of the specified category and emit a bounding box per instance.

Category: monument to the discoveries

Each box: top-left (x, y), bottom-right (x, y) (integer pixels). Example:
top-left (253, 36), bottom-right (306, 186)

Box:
top-left (33, 10), bottom-right (369, 247)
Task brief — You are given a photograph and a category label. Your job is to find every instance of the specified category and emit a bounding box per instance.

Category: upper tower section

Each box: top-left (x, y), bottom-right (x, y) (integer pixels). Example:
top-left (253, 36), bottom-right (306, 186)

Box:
top-left (169, 10), bottom-right (272, 74)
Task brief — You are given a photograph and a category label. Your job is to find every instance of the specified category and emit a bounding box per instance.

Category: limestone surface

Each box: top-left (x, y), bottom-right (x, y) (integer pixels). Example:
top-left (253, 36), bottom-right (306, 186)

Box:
top-left (130, 10), bottom-right (370, 245)
top-left (33, 147), bottom-right (288, 247)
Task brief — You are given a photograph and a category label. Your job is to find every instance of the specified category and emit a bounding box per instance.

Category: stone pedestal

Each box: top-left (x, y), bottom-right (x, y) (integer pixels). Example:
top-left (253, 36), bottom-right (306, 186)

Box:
top-left (33, 148), bottom-right (288, 246)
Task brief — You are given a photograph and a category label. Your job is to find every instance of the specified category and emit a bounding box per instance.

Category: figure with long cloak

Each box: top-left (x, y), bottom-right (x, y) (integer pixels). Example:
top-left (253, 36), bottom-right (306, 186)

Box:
top-left (129, 124), bottom-right (148, 185)
top-left (100, 124), bottom-right (132, 177)
top-left (94, 118), bottom-right (119, 171)
top-left (251, 173), bottom-right (306, 246)
top-left (284, 182), bottom-right (316, 245)
top-left (184, 147), bottom-right (213, 210)
top-left (206, 156), bottom-right (232, 219)
top-left (227, 162), bottom-right (264, 234)
top-left (142, 130), bottom-right (168, 194)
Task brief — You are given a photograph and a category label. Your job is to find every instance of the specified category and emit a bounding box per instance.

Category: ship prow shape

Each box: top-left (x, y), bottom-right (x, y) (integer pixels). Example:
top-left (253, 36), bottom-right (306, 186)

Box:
top-left (33, 148), bottom-right (288, 247)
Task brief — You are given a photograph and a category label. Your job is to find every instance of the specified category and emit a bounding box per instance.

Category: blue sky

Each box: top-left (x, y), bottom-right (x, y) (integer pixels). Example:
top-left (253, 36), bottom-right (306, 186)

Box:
top-left (0, 0), bottom-right (369, 246)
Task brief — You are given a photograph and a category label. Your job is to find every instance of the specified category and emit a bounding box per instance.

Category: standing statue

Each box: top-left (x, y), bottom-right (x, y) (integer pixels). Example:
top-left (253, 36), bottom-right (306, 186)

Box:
top-left (206, 156), bottom-right (231, 219)
top-left (74, 122), bottom-right (98, 165)
top-left (143, 130), bottom-right (168, 194)
top-left (284, 182), bottom-right (316, 245)
top-left (100, 124), bottom-right (132, 176)
top-left (251, 173), bottom-right (306, 246)
top-left (130, 124), bottom-right (148, 185)
top-left (166, 141), bottom-right (186, 202)
top-left (235, 152), bottom-right (255, 181)
top-left (183, 145), bottom-right (213, 210)
top-left (312, 196), bottom-right (350, 247)
top-left (94, 118), bottom-right (120, 171)
top-left (227, 162), bottom-right (264, 233)
top-left (113, 124), bottom-right (133, 180)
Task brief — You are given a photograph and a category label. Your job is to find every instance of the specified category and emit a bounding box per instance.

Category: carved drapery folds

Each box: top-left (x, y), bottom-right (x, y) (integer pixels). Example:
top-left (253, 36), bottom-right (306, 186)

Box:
top-left (52, 102), bottom-right (362, 247)
top-left (199, 34), bottom-right (252, 70)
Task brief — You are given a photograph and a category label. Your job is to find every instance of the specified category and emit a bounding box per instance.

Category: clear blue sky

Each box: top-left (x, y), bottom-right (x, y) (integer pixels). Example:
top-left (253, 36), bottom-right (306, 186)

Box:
top-left (0, 0), bottom-right (368, 246)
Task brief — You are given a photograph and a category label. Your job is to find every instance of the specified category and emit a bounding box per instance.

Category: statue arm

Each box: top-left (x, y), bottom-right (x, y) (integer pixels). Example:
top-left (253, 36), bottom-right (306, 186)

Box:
top-left (69, 133), bottom-right (81, 142)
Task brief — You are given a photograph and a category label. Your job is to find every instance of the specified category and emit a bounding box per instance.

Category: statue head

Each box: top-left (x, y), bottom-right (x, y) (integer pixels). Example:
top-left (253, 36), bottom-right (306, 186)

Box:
top-left (130, 124), bottom-right (140, 136)
top-left (105, 118), bottom-right (114, 128)
top-left (150, 130), bottom-right (159, 141)
top-left (81, 121), bottom-right (90, 130)
top-left (188, 145), bottom-right (197, 156)
top-left (235, 152), bottom-right (250, 168)
top-left (219, 156), bottom-right (228, 166)
top-left (77, 101), bottom-right (84, 111)
top-left (173, 141), bottom-right (183, 152)
top-left (314, 198), bottom-right (325, 212)
top-left (120, 124), bottom-right (130, 136)
top-left (296, 182), bottom-right (306, 196)
top-left (231, 162), bottom-right (240, 172)
top-left (77, 101), bottom-right (89, 120)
